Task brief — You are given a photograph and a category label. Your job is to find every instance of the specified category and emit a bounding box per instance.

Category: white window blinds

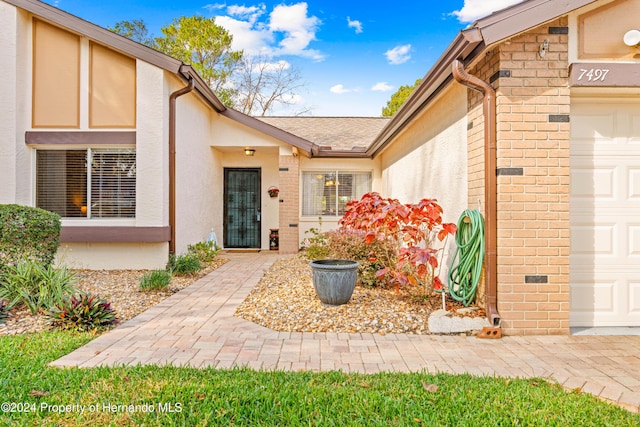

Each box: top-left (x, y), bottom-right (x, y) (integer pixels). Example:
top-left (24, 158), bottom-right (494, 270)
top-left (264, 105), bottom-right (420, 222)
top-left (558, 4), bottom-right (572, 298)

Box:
top-left (36, 148), bottom-right (136, 218)
top-left (302, 171), bottom-right (371, 217)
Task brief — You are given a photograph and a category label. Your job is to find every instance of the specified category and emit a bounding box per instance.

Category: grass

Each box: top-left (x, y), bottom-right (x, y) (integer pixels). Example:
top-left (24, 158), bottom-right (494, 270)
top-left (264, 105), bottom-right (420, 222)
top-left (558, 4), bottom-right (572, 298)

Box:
top-left (1, 332), bottom-right (639, 426)
top-left (139, 270), bottom-right (172, 291)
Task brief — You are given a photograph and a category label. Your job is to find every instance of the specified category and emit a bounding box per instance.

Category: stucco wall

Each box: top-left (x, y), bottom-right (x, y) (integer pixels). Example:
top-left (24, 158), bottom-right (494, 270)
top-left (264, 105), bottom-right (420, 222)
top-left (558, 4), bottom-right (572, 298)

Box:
top-left (136, 62), bottom-right (167, 227)
top-left (0, 2), bottom-right (18, 203)
top-left (57, 243), bottom-right (168, 270)
top-left (379, 84), bottom-right (468, 224)
top-left (173, 82), bottom-right (221, 254)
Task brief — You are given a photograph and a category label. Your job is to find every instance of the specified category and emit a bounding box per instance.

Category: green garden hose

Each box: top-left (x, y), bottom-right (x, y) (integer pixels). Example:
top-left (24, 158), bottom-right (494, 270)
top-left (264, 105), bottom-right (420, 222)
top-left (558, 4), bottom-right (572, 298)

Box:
top-left (447, 209), bottom-right (485, 307)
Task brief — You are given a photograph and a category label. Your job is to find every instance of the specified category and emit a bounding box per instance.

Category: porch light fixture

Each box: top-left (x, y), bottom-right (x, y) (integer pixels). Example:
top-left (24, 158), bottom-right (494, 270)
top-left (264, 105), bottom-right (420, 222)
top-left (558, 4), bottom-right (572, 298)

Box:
top-left (244, 147), bottom-right (255, 156)
top-left (624, 29), bottom-right (640, 47)
top-left (538, 39), bottom-right (549, 57)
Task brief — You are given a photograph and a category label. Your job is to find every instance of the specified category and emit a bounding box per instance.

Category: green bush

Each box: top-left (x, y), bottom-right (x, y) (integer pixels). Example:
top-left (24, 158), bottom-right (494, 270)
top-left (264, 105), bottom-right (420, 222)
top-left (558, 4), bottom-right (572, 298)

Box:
top-left (140, 270), bottom-right (172, 291)
top-left (187, 241), bottom-right (219, 265)
top-left (46, 292), bottom-right (118, 331)
top-left (167, 253), bottom-right (202, 276)
top-left (300, 226), bottom-right (330, 261)
top-left (0, 261), bottom-right (77, 314)
top-left (0, 204), bottom-right (61, 271)
top-left (325, 230), bottom-right (397, 287)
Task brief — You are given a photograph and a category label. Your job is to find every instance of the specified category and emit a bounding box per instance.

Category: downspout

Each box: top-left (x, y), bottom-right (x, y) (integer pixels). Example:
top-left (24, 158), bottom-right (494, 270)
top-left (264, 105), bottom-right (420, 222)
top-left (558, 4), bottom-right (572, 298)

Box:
top-left (168, 77), bottom-right (194, 254)
top-left (451, 59), bottom-right (501, 329)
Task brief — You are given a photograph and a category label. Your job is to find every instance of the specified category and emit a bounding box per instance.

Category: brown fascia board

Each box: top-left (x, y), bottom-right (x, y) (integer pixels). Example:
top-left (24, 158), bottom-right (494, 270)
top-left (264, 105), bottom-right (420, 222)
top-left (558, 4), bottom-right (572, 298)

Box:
top-left (476, 0), bottom-right (598, 45)
top-left (221, 109), bottom-right (319, 157)
top-left (313, 149), bottom-right (371, 158)
top-left (367, 0), bottom-right (599, 158)
top-left (366, 28), bottom-right (483, 158)
top-left (178, 65), bottom-right (226, 112)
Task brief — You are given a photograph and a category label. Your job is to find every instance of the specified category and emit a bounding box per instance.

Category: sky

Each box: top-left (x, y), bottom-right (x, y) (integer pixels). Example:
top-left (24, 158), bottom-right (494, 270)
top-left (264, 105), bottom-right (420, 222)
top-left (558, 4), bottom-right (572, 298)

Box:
top-left (43, 0), bottom-right (523, 116)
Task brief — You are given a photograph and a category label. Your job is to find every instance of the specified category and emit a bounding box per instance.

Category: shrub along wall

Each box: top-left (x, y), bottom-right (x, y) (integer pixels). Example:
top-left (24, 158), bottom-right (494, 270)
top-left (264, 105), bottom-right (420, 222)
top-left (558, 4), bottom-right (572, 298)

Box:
top-left (0, 204), bottom-right (61, 270)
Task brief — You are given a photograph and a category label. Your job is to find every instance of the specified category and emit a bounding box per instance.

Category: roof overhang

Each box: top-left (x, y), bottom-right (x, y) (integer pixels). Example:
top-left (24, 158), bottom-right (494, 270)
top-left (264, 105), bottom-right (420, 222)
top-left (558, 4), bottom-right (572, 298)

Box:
top-left (221, 109), bottom-right (319, 157)
top-left (367, 0), bottom-right (599, 158)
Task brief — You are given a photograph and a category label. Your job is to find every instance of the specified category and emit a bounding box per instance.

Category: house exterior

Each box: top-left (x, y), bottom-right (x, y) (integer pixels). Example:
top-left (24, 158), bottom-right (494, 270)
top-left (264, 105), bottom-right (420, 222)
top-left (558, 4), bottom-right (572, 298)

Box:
top-left (371, 0), bottom-right (640, 335)
top-left (0, 0), bottom-right (342, 269)
top-left (1, 0), bottom-right (639, 335)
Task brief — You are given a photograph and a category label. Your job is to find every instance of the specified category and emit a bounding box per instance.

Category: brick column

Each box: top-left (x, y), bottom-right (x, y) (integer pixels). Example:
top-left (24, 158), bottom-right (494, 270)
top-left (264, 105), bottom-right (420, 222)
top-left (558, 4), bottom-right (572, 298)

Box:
top-left (466, 18), bottom-right (571, 335)
top-left (277, 155), bottom-right (300, 254)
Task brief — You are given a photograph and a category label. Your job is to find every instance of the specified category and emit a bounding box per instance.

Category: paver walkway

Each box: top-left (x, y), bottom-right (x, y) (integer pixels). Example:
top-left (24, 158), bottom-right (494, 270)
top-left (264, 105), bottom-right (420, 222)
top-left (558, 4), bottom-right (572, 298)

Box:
top-left (51, 253), bottom-right (640, 412)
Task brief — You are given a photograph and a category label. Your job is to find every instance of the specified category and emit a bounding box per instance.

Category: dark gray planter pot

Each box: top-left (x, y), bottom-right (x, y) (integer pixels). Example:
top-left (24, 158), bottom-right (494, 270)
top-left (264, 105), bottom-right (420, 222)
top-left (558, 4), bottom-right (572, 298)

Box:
top-left (309, 259), bottom-right (359, 305)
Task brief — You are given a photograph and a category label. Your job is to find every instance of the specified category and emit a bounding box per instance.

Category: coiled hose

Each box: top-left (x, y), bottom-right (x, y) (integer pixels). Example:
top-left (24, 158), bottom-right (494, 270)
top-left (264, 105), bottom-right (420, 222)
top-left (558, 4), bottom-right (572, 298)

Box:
top-left (447, 209), bottom-right (485, 307)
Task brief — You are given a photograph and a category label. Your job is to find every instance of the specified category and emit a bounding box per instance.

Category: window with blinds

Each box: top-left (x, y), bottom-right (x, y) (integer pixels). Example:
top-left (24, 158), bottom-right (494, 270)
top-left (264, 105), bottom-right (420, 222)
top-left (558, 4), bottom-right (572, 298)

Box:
top-left (36, 149), bottom-right (136, 218)
top-left (302, 171), bottom-right (371, 217)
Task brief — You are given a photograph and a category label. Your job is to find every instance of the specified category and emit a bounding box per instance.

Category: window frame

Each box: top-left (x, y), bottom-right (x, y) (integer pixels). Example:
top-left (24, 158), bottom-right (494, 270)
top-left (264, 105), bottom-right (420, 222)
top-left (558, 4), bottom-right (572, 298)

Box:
top-left (301, 170), bottom-right (372, 218)
top-left (35, 147), bottom-right (136, 220)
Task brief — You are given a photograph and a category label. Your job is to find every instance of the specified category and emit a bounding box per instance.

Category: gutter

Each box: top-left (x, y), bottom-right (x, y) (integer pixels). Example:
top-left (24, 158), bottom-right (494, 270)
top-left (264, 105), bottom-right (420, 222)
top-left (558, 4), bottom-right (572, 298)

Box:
top-left (168, 74), bottom-right (194, 254)
top-left (451, 59), bottom-right (501, 330)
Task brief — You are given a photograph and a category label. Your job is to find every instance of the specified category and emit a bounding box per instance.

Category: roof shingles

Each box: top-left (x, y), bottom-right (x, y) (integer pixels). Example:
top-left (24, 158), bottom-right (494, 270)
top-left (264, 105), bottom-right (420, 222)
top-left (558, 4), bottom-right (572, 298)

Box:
top-left (257, 117), bottom-right (391, 152)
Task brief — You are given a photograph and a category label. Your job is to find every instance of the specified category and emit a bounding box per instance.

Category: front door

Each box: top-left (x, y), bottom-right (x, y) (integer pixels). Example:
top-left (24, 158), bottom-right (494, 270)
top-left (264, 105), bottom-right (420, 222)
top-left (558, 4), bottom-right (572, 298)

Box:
top-left (224, 168), bottom-right (261, 248)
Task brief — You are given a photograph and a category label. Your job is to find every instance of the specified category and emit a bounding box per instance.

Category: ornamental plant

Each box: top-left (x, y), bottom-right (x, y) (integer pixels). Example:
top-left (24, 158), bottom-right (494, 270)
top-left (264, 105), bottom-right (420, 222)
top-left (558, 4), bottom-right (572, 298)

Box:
top-left (139, 270), bottom-right (172, 291)
top-left (47, 292), bottom-right (118, 331)
top-left (339, 192), bottom-right (457, 292)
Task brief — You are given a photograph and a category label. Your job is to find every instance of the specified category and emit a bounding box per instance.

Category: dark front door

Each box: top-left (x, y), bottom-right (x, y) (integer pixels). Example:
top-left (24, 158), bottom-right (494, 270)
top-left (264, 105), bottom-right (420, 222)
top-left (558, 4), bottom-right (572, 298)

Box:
top-left (224, 168), bottom-right (261, 248)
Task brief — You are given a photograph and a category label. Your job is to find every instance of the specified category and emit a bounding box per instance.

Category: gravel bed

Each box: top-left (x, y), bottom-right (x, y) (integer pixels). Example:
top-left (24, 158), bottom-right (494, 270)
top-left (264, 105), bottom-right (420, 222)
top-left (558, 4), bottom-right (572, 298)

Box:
top-left (235, 256), bottom-right (484, 335)
top-left (0, 258), bottom-right (228, 336)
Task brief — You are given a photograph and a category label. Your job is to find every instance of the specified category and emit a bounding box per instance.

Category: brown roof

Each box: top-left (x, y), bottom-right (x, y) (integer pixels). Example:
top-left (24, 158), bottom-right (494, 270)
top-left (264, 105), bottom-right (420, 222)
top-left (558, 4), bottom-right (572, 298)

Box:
top-left (257, 117), bottom-right (391, 156)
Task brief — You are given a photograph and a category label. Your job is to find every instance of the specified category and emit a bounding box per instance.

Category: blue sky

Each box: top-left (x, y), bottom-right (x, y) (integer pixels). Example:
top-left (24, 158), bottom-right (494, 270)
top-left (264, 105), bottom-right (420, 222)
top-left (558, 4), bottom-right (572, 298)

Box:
top-left (44, 0), bottom-right (522, 116)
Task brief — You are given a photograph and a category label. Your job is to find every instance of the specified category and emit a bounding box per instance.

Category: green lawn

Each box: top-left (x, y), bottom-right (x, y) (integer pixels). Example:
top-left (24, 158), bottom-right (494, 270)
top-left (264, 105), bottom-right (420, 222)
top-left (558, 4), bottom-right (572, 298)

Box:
top-left (0, 331), bottom-right (638, 426)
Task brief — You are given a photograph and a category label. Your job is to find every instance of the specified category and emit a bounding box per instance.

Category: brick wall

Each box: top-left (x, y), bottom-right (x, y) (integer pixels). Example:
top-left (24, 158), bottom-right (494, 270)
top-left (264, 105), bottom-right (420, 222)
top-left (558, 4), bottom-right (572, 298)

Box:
top-left (278, 155), bottom-right (300, 254)
top-left (466, 18), bottom-right (571, 335)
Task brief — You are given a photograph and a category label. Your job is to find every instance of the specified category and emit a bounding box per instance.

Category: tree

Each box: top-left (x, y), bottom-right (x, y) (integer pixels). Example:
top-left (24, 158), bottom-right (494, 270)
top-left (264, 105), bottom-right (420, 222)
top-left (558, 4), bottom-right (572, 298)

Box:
top-left (110, 16), bottom-right (307, 113)
top-left (234, 55), bottom-right (308, 116)
top-left (382, 78), bottom-right (421, 117)
top-left (109, 20), bottom-right (155, 47)
top-left (154, 16), bottom-right (243, 106)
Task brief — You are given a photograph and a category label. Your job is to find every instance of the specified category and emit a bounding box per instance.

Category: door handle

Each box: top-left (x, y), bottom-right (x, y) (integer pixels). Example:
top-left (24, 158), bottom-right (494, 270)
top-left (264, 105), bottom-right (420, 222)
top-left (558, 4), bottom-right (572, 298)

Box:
top-left (256, 208), bottom-right (261, 222)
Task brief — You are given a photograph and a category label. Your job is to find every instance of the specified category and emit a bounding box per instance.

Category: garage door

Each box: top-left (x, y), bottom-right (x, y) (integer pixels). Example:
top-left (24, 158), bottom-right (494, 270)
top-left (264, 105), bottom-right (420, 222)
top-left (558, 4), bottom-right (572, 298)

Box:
top-left (570, 98), bottom-right (640, 326)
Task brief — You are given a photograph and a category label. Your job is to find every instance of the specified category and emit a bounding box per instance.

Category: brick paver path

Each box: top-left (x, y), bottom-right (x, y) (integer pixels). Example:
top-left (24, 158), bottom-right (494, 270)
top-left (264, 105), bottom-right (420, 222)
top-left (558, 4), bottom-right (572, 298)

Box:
top-left (51, 253), bottom-right (640, 412)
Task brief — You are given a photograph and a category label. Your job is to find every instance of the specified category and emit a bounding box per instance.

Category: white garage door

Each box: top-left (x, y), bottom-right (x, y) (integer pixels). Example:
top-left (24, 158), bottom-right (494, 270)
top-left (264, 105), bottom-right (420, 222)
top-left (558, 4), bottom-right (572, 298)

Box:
top-left (570, 98), bottom-right (640, 327)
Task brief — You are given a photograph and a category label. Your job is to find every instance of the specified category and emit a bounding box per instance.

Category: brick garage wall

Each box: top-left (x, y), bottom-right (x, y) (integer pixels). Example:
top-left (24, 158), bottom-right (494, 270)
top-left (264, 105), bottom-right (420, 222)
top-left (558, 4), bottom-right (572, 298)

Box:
top-left (278, 155), bottom-right (300, 254)
top-left (466, 18), bottom-right (571, 335)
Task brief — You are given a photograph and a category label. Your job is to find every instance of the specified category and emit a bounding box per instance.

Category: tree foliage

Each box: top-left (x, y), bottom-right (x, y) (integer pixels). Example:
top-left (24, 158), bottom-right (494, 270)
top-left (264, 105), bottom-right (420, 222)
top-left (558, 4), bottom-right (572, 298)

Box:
top-left (110, 17), bottom-right (307, 113)
top-left (382, 78), bottom-right (421, 117)
top-left (155, 16), bottom-right (243, 106)
top-left (109, 19), bottom-right (155, 47)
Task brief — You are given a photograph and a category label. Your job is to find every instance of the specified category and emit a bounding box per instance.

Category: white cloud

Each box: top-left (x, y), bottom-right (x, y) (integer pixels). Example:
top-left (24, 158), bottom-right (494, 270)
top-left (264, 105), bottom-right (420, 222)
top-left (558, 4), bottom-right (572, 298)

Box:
top-left (215, 15), bottom-right (274, 55)
top-left (214, 2), bottom-right (324, 60)
top-left (451, 0), bottom-right (524, 23)
top-left (330, 84), bottom-right (354, 94)
top-left (385, 44), bottom-right (411, 65)
top-left (347, 17), bottom-right (363, 34)
top-left (371, 82), bottom-right (394, 92)
top-left (269, 3), bottom-right (324, 60)
top-left (227, 4), bottom-right (266, 24)
top-left (203, 3), bottom-right (226, 13)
